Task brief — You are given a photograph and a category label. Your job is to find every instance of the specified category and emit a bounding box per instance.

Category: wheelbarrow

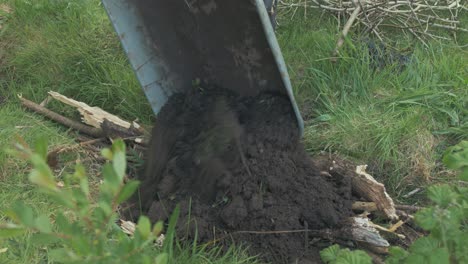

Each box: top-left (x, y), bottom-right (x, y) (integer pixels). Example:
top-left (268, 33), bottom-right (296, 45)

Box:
top-left (102, 0), bottom-right (304, 135)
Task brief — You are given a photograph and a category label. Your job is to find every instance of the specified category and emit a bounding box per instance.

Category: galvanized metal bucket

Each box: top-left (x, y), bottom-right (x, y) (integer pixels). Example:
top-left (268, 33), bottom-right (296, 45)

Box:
top-left (102, 0), bottom-right (304, 134)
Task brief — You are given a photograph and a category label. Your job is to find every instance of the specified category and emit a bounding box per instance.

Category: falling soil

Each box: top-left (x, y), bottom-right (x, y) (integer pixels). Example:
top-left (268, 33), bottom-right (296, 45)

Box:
top-left (125, 88), bottom-right (353, 263)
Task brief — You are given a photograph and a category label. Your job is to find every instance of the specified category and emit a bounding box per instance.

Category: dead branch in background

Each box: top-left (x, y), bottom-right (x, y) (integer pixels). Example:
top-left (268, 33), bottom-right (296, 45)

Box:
top-left (279, 0), bottom-right (467, 44)
top-left (331, 3), bottom-right (361, 61)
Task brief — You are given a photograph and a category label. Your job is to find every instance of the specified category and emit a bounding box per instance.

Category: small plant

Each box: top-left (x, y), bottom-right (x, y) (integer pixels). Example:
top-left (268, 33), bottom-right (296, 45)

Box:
top-left (320, 141), bottom-right (468, 264)
top-left (387, 140), bottom-right (468, 264)
top-left (0, 138), bottom-right (174, 264)
top-left (320, 244), bottom-right (372, 264)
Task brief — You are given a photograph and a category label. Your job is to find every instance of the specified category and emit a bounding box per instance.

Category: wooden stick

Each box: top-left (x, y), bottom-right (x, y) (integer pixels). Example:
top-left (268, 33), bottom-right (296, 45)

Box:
top-left (205, 216), bottom-right (389, 248)
top-left (353, 165), bottom-right (398, 220)
top-left (370, 222), bottom-right (405, 239)
top-left (49, 138), bottom-right (106, 155)
top-left (353, 201), bottom-right (424, 213)
top-left (395, 204), bottom-right (424, 212)
top-left (48, 91), bottom-right (145, 135)
top-left (331, 4), bottom-right (361, 62)
top-left (18, 95), bottom-right (104, 138)
top-left (352, 201), bottom-right (378, 212)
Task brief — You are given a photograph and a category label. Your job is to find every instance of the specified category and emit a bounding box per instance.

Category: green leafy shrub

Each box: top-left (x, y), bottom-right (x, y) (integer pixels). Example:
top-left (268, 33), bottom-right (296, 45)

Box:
top-left (387, 140), bottom-right (468, 264)
top-left (320, 141), bottom-right (468, 264)
top-left (0, 139), bottom-right (173, 264)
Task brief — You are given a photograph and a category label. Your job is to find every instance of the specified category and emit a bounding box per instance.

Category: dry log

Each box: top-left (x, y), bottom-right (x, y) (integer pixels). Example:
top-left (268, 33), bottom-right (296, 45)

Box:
top-left (353, 201), bottom-right (423, 214)
top-left (352, 201), bottom-right (378, 212)
top-left (353, 165), bottom-right (398, 221)
top-left (313, 156), bottom-right (398, 221)
top-left (346, 217), bottom-right (389, 247)
top-left (48, 91), bottom-right (140, 130)
top-left (20, 93), bottom-right (146, 144)
top-left (18, 95), bottom-right (104, 138)
top-left (47, 91), bottom-right (146, 143)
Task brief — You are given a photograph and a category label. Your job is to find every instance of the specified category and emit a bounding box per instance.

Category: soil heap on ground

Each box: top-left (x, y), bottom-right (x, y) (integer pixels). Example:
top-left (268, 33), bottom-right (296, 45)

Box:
top-left (127, 88), bottom-right (352, 263)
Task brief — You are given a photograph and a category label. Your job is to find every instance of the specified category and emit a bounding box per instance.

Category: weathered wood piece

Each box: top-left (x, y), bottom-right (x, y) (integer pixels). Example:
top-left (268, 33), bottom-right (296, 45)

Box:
top-left (47, 91), bottom-right (146, 143)
top-left (353, 165), bottom-right (398, 221)
top-left (48, 91), bottom-right (138, 130)
top-left (19, 95), bottom-right (104, 138)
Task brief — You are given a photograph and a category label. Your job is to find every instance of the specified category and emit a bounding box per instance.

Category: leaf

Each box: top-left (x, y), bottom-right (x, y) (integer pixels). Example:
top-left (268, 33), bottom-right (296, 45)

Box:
top-left (443, 141), bottom-right (468, 169)
top-left (112, 139), bottom-right (127, 180)
top-left (29, 169), bottom-right (57, 191)
top-left (74, 163), bottom-right (86, 179)
top-left (101, 148), bottom-right (113, 160)
top-left (164, 205), bottom-right (180, 253)
top-left (459, 168), bottom-right (468, 181)
top-left (48, 191), bottom-right (75, 208)
top-left (97, 201), bottom-right (113, 219)
top-left (71, 188), bottom-right (88, 208)
top-left (155, 253), bottom-right (169, 264)
top-left (313, 114), bottom-right (332, 122)
top-left (427, 185), bottom-right (456, 207)
top-left (386, 247), bottom-right (409, 263)
top-left (141, 255), bottom-right (152, 264)
top-left (0, 224), bottom-right (26, 238)
top-left (70, 236), bottom-right (91, 256)
top-left (10, 202), bottom-right (34, 227)
top-left (102, 163), bottom-right (120, 192)
top-left (93, 207), bottom-right (107, 226)
top-left (79, 177), bottom-right (89, 197)
top-left (112, 151), bottom-right (126, 181)
top-left (415, 208), bottom-right (437, 230)
top-left (34, 215), bottom-right (52, 233)
top-left (48, 248), bottom-right (72, 262)
top-left (30, 233), bottom-right (60, 245)
top-left (137, 216), bottom-right (151, 240)
top-left (336, 249), bottom-right (372, 264)
top-left (112, 139), bottom-right (126, 153)
top-left (428, 248), bottom-right (450, 264)
top-left (116, 180), bottom-right (140, 204)
top-left (55, 213), bottom-right (71, 234)
top-left (34, 138), bottom-right (48, 160)
top-left (409, 237), bottom-right (439, 255)
top-left (454, 231), bottom-right (468, 262)
top-left (28, 154), bottom-right (57, 191)
top-left (152, 221), bottom-right (164, 237)
top-left (404, 253), bottom-right (425, 263)
top-left (320, 245), bottom-right (340, 263)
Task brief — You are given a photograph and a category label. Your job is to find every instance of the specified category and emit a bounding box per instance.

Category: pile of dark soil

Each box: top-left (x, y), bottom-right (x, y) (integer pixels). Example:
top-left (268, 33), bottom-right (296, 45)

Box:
top-left (126, 88), bottom-right (353, 263)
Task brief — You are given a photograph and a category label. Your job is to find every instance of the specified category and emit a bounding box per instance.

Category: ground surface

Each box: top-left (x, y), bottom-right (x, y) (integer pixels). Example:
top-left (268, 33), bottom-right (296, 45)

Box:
top-left (0, 0), bottom-right (466, 263)
top-left (126, 88), bottom-right (352, 263)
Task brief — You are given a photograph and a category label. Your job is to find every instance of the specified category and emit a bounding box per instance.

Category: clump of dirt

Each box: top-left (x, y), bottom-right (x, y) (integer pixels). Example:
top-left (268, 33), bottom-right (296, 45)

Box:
top-left (127, 88), bottom-right (353, 263)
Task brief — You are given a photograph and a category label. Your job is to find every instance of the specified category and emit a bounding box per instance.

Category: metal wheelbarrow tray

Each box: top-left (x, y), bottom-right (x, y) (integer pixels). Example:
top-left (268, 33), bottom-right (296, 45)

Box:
top-left (102, 0), bottom-right (304, 135)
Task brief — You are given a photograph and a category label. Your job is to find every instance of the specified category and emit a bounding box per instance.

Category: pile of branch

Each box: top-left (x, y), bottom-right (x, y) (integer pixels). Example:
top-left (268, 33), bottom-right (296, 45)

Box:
top-left (279, 0), bottom-right (467, 44)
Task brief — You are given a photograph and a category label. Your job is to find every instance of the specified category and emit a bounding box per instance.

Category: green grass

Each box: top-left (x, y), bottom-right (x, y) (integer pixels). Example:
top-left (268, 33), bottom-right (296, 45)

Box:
top-left (277, 14), bottom-right (467, 198)
top-left (0, 0), bottom-right (255, 262)
top-left (0, 0), bottom-right (466, 262)
top-left (1, 0), bottom-right (153, 123)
